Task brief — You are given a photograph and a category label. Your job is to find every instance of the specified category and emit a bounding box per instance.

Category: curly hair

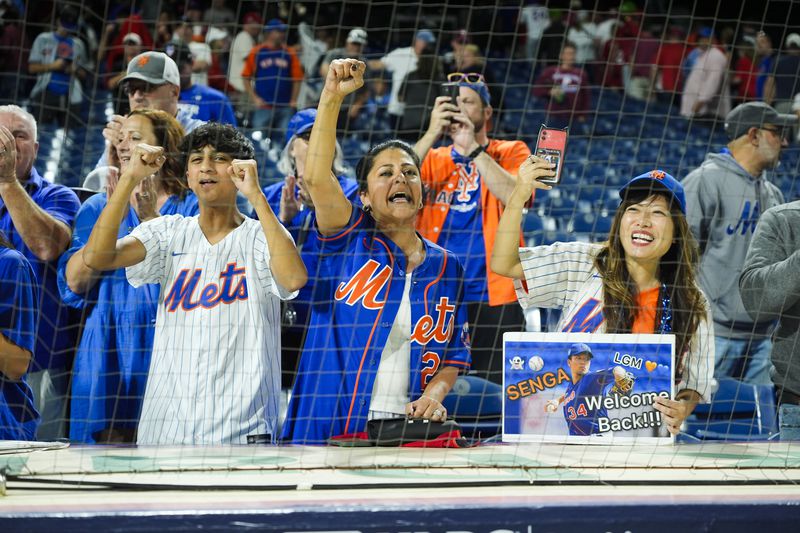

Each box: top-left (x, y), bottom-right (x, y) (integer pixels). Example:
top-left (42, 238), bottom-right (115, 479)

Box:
top-left (594, 190), bottom-right (707, 365)
top-left (178, 123), bottom-right (255, 169)
top-left (122, 109), bottom-right (187, 197)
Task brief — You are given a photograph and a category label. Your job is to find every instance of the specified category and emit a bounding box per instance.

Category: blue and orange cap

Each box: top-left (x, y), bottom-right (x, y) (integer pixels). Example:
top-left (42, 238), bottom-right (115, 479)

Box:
top-left (618, 169), bottom-right (686, 215)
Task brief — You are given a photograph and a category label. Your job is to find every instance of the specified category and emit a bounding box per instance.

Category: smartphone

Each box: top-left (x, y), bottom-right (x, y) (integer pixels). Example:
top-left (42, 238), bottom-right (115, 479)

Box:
top-left (534, 125), bottom-right (568, 186)
top-left (441, 82), bottom-right (460, 105)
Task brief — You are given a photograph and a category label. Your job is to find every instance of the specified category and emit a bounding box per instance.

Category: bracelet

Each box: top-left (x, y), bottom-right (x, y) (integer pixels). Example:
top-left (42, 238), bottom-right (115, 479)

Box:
top-left (467, 144), bottom-right (486, 159)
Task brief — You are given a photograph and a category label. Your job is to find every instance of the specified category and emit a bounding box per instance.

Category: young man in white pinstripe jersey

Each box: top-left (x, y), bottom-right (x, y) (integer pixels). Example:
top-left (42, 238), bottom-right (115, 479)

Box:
top-left (81, 123), bottom-right (307, 445)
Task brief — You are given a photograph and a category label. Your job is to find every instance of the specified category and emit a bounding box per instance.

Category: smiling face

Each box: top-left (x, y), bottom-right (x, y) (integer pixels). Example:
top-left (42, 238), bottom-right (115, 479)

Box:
top-left (619, 194), bottom-right (675, 266)
top-left (186, 145), bottom-right (237, 206)
top-left (116, 114), bottom-right (158, 173)
top-left (359, 147), bottom-right (422, 226)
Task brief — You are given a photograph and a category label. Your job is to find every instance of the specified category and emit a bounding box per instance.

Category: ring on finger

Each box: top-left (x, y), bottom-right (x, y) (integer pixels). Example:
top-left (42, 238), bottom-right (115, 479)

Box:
top-left (433, 409), bottom-right (443, 418)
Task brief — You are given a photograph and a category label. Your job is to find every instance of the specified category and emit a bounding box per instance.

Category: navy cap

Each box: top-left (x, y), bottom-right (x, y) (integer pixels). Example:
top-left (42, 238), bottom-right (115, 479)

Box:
top-left (265, 18), bottom-right (288, 33)
top-left (285, 108), bottom-right (317, 145)
top-left (459, 81), bottom-right (491, 105)
top-left (724, 101), bottom-right (798, 140)
top-left (568, 343), bottom-right (593, 358)
top-left (618, 169), bottom-right (686, 215)
top-left (697, 26), bottom-right (714, 39)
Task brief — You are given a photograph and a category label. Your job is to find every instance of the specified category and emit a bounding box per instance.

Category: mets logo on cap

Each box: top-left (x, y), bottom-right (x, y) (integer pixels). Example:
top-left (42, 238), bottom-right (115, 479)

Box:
top-left (649, 170), bottom-right (666, 180)
top-left (137, 55), bottom-right (150, 67)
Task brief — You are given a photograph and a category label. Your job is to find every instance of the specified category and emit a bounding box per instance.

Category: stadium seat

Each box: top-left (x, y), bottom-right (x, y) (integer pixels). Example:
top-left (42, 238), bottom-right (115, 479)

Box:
top-left (442, 375), bottom-right (502, 439)
top-left (682, 378), bottom-right (778, 441)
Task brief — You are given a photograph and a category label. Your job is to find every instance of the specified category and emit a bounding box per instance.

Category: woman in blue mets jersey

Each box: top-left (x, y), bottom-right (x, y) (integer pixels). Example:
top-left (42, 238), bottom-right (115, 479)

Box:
top-left (58, 109), bottom-right (197, 443)
top-left (282, 59), bottom-right (471, 444)
top-left (491, 163), bottom-right (714, 435)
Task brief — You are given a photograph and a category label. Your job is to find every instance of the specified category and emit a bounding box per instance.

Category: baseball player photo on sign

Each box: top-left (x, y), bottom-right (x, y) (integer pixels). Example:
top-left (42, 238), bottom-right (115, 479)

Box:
top-left (503, 332), bottom-right (674, 445)
top-left (79, 123), bottom-right (307, 445)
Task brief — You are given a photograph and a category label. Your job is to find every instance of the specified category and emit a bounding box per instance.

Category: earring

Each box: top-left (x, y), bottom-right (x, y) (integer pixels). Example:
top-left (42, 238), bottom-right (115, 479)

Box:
top-left (418, 201), bottom-right (424, 209)
top-left (363, 205), bottom-right (372, 214)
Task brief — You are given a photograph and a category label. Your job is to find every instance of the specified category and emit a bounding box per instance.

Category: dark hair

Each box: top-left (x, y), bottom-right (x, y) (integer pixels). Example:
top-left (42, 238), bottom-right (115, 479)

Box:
top-left (126, 109), bottom-right (187, 197)
top-left (594, 190), bottom-right (706, 365)
top-left (179, 123), bottom-right (255, 171)
top-left (355, 139), bottom-right (421, 193)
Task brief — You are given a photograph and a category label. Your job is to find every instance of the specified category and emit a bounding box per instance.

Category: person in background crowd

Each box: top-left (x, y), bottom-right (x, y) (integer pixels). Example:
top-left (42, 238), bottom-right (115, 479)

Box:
top-left (519, 1), bottom-right (550, 63)
top-left (0, 105), bottom-right (81, 440)
top-left (104, 32), bottom-right (143, 116)
top-left (680, 27), bottom-right (731, 121)
top-left (241, 18), bottom-right (303, 136)
top-left (0, 1), bottom-right (28, 104)
top-left (173, 15), bottom-right (211, 88)
top-left (59, 109), bottom-right (197, 443)
top-left (368, 29), bottom-right (437, 133)
top-left (414, 75), bottom-right (530, 384)
top-left (566, 9), bottom-right (597, 71)
top-left (651, 25), bottom-right (689, 107)
top-left (28, 6), bottom-right (91, 130)
top-left (0, 230), bottom-right (39, 441)
top-left (754, 31), bottom-right (775, 101)
top-left (320, 28), bottom-right (370, 133)
top-left (683, 102), bottom-right (797, 385)
top-left (533, 43), bottom-right (590, 128)
top-left (730, 35), bottom-right (759, 106)
top-left (397, 43), bottom-right (445, 142)
top-left (153, 10), bottom-right (175, 50)
top-left (740, 200), bottom-right (800, 407)
top-left (170, 42), bottom-right (237, 126)
top-left (282, 59), bottom-right (470, 444)
top-left (205, 26), bottom-right (234, 94)
top-left (441, 29), bottom-right (469, 73)
top-left (764, 33), bottom-right (800, 118)
top-left (227, 12), bottom-right (262, 111)
top-left (203, 0), bottom-right (236, 28)
top-left (295, 21), bottom-right (332, 114)
top-left (492, 165), bottom-right (714, 436)
top-left (259, 108), bottom-right (358, 389)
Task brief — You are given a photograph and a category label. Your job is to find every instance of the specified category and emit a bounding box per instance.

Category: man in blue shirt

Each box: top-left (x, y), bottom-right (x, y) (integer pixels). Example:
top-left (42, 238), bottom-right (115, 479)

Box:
top-left (168, 42), bottom-right (237, 126)
top-left (0, 105), bottom-right (80, 440)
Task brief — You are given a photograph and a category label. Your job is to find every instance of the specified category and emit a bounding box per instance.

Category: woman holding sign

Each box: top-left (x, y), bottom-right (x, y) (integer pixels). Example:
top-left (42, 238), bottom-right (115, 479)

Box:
top-left (491, 161), bottom-right (714, 435)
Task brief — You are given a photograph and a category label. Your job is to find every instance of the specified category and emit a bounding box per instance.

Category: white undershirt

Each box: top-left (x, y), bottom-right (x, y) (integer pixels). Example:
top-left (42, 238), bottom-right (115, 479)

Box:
top-left (369, 272), bottom-right (412, 416)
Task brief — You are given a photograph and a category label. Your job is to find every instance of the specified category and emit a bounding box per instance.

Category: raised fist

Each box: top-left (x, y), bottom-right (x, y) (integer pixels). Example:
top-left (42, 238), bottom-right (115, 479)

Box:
top-left (323, 58), bottom-right (366, 98)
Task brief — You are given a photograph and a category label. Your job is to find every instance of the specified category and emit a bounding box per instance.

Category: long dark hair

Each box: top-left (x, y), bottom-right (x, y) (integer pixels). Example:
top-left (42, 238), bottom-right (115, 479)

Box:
top-left (594, 191), bottom-right (706, 364)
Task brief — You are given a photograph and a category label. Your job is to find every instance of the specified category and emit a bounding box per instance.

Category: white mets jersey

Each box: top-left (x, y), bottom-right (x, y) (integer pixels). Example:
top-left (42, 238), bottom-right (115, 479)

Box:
top-left (126, 215), bottom-right (296, 445)
top-left (513, 241), bottom-right (714, 402)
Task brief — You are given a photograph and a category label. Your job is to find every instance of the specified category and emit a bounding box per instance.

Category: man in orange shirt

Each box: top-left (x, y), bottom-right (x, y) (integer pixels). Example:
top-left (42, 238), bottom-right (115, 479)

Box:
top-left (241, 18), bottom-right (303, 136)
top-left (415, 77), bottom-right (531, 383)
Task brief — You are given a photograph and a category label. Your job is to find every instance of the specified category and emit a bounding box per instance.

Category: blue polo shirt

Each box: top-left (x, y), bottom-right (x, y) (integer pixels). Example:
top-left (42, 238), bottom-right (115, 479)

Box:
top-left (0, 168), bottom-right (81, 371)
top-left (179, 84), bottom-right (238, 126)
top-left (0, 246), bottom-right (40, 440)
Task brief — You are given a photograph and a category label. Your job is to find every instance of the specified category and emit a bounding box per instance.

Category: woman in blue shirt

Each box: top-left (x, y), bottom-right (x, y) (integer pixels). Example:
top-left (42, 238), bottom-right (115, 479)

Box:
top-left (58, 109), bottom-right (198, 443)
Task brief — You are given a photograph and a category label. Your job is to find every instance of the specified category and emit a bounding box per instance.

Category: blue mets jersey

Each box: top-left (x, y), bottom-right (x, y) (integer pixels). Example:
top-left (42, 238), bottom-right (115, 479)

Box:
top-left (561, 368), bottom-right (615, 435)
top-left (281, 208), bottom-right (471, 444)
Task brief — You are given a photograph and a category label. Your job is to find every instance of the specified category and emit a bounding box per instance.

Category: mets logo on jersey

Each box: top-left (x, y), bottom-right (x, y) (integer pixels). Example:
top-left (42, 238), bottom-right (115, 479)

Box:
top-left (334, 259), bottom-right (392, 309)
top-left (410, 297), bottom-right (455, 345)
top-left (456, 162), bottom-right (481, 202)
top-left (164, 262), bottom-right (248, 312)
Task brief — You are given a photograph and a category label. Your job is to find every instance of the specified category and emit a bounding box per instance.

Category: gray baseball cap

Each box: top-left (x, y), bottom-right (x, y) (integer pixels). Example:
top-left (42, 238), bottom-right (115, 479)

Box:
top-left (724, 101), bottom-right (797, 140)
top-left (121, 51), bottom-right (180, 87)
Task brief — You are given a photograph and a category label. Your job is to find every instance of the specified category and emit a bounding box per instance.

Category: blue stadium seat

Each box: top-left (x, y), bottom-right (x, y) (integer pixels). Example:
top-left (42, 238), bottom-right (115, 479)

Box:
top-left (683, 378), bottom-right (778, 441)
top-left (442, 376), bottom-right (502, 438)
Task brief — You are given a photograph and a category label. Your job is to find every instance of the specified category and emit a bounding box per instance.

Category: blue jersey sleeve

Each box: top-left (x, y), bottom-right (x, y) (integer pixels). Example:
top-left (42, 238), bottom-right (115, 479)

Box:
top-left (0, 248), bottom-right (38, 355)
top-left (315, 205), bottom-right (367, 257)
top-left (37, 183), bottom-right (81, 229)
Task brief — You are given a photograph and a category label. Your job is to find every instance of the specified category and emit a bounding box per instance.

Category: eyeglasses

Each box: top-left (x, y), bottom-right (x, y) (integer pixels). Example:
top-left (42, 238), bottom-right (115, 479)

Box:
top-left (124, 80), bottom-right (166, 96)
top-left (760, 126), bottom-right (787, 139)
top-left (447, 72), bottom-right (485, 84)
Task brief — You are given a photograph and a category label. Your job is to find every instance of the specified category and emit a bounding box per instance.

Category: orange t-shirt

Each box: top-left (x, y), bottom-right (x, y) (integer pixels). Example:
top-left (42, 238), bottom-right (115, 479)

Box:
top-left (632, 287), bottom-right (660, 334)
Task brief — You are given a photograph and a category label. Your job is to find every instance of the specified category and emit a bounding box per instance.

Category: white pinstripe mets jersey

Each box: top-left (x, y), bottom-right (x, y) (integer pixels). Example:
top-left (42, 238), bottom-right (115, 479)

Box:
top-left (513, 241), bottom-right (714, 402)
top-left (126, 215), bottom-right (297, 445)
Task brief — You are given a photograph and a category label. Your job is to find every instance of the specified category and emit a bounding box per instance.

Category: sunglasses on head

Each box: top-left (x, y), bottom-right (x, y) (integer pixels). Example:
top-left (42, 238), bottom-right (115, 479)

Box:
top-left (124, 80), bottom-right (166, 96)
top-left (447, 72), bottom-right (485, 84)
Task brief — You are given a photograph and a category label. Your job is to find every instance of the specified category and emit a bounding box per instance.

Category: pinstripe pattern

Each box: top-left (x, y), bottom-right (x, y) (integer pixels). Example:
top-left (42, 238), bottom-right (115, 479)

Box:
top-left (514, 241), bottom-right (714, 402)
top-left (125, 215), bottom-right (295, 445)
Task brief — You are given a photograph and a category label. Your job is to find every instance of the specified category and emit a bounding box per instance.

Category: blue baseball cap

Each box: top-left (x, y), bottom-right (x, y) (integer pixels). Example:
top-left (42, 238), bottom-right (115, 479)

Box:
top-left (618, 170), bottom-right (687, 215)
top-left (265, 18), bottom-right (288, 33)
top-left (568, 343), bottom-right (593, 359)
top-left (284, 108), bottom-right (317, 145)
top-left (415, 29), bottom-right (436, 44)
top-left (697, 26), bottom-right (714, 39)
top-left (459, 81), bottom-right (491, 105)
